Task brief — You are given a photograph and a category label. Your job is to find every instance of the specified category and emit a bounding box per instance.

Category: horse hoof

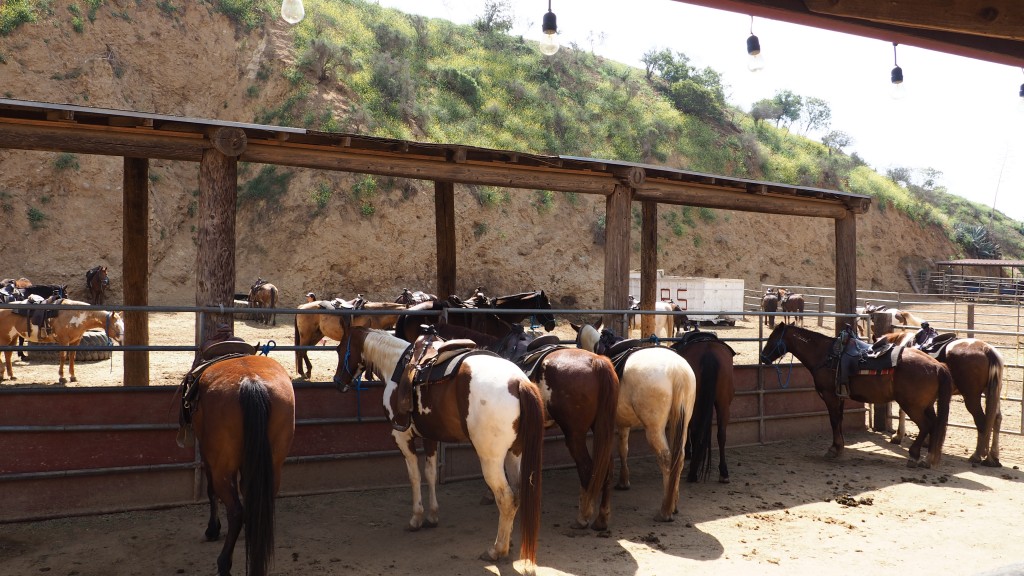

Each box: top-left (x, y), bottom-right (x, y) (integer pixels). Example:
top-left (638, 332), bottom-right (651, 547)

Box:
top-left (654, 513), bottom-right (675, 523)
top-left (479, 550), bottom-right (508, 563)
top-left (905, 459), bottom-right (917, 468)
top-left (422, 518), bottom-right (439, 529)
top-left (70, 376), bottom-right (77, 383)
top-left (982, 458), bottom-right (1003, 468)
top-left (889, 436), bottom-right (903, 445)
top-left (58, 378), bottom-right (68, 385)
top-left (719, 476), bottom-right (731, 484)
top-left (614, 484), bottom-right (630, 491)
top-left (591, 521), bottom-right (608, 532)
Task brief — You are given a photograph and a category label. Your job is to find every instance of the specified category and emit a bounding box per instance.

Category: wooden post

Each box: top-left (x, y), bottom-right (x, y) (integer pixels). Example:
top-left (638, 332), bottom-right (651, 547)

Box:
top-left (434, 180), bottom-right (457, 299)
top-left (196, 147), bottom-right (238, 342)
top-left (870, 311), bottom-right (893, 341)
top-left (834, 214), bottom-right (857, 335)
top-left (603, 184), bottom-right (632, 336)
top-left (123, 157), bottom-right (149, 386)
top-left (817, 296), bottom-right (825, 327)
top-left (640, 201), bottom-right (657, 338)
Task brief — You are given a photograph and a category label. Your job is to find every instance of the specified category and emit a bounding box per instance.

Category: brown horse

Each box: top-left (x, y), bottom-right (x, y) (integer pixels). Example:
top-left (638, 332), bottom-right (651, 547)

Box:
top-left (177, 354), bottom-right (295, 576)
top-left (85, 265), bottom-right (109, 305)
top-left (333, 327), bottom-right (545, 572)
top-left (760, 323), bottom-right (952, 468)
top-left (0, 300), bottom-right (124, 385)
top-left (778, 289), bottom-right (805, 325)
top-left (293, 299), bottom-right (407, 380)
top-left (878, 330), bottom-right (1004, 467)
top-left (248, 280), bottom-right (279, 326)
top-left (394, 288), bottom-right (438, 306)
top-left (670, 330), bottom-right (736, 483)
top-left (421, 323), bottom-right (619, 530)
top-left (393, 290), bottom-right (556, 343)
top-left (760, 288), bottom-right (779, 327)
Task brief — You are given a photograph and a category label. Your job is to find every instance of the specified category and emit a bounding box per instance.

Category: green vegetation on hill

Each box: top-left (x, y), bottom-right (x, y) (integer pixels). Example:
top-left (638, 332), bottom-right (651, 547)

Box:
top-left (2, 0), bottom-right (1021, 260)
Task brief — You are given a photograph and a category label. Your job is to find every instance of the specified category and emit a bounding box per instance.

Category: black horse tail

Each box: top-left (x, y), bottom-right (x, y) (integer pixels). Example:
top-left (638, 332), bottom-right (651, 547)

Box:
top-left (928, 364), bottom-right (953, 468)
top-left (240, 377), bottom-right (275, 576)
top-left (584, 356), bottom-right (618, 516)
top-left (293, 318), bottom-right (303, 377)
top-left (516, 380), bottom-right (544, 569)
top-left (269, 286), bottom-right (278, 326)
top-left (687, 352), bottom-right (719, 483)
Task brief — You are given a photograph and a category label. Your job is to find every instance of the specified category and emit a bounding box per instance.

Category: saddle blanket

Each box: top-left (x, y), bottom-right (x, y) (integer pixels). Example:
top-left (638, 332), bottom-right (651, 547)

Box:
top-left (854, 368), bottom-right (894, 376)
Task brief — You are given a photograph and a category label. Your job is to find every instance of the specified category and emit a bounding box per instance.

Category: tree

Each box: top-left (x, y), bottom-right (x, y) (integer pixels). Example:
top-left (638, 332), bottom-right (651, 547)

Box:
top-left (751, 98), bottom-right (781, 127)
top-left (640, 48), bottom-right (690, 83)
top-left (800, 97), bottom-right (831, 135)
top-left (822, 130), bottom-right (852, 156)
top-left (473, 0), bottom-right (513, 34)
top-left (886, 166), bottom-right (913, 186)
top-left (771, 90), bottom-right (802, 129)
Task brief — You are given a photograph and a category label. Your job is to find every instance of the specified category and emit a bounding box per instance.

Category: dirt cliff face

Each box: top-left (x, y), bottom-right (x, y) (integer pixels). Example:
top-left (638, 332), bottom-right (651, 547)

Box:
top-left (0, 3), bottom-right (957, 307)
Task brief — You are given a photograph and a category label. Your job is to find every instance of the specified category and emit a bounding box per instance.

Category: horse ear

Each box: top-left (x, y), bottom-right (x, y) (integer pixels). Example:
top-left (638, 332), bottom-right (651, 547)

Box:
top-left (570, 322), bottom-right (580, 333)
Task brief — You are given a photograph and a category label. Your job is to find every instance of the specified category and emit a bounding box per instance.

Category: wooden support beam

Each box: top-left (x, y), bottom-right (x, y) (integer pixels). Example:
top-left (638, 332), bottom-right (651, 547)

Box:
top-left (803, 0), bottom-right (1022, 41)
top-left (603, 185), bottom-right (633, 336)
top-left (123, 157), bottom-right (150, 386)
top-left (640, 201), bottom-right (658, 338)
top-left (207, 127), bottom-right (247, 157)
top-left (834, 213), bottom-right (857, 336)
top-left (196, 149), bottom-right (237, 343)
top-left (0, 122), bottom-right (203, 161)
top-left (435, 181), bottom-right (457, 299)
top-left (638, 181), bottom-right (858, 218)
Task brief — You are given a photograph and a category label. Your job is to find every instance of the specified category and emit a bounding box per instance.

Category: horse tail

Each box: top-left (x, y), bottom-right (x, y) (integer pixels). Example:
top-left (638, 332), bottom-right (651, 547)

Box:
top-left (270, 286), bottom-right (278, 325)
top-left (294, 318), bottom-right (302, 375)
top-left (686, 351), bottom-right (719, 483)
top-left (929, 364), bottom-right (953, 468)
top-left (516, 380), bottom-right (544, 568)
top-left (583, 356), bottom-right (618, 514)
top-left (983, 345), bottom-right (1005, 461)
top-left (239, 377), bottom-right (275, 575)
top-left (666, 360), bottom-right (692, 509)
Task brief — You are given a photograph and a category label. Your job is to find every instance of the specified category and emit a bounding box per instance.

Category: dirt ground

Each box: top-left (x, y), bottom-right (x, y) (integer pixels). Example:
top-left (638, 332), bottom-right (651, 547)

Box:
top-left (3, 310), bottom-right (1024, 575)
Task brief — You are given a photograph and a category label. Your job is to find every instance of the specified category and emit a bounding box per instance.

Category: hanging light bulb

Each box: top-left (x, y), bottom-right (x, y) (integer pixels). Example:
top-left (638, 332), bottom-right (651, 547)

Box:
top-left (746, 16), bottom-right (764, 73)
top-left (540, 0), bottom-right (559, 56)
top-left (281, 0), bottom-right (304, 25)
top-left (890, 42), bottom-right (906, 100)
top-left (1018, 68), bottom-right (1024, 113)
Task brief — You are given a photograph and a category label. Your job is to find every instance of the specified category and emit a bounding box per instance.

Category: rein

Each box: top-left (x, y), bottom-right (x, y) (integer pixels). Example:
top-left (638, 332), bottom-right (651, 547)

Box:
top-left (760, 326), bottom-right (794, 389)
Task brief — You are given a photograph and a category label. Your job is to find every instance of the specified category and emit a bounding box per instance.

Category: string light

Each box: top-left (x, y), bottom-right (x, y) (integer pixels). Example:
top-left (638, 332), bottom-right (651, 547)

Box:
top-left (281, 0), bottom-right (304, 25)
top-left (540, 0), bottom-right (559, 56)
top-left (746, 16), bottom-right (764, 73)
top-left (890, 42), bottom-right (906, 100)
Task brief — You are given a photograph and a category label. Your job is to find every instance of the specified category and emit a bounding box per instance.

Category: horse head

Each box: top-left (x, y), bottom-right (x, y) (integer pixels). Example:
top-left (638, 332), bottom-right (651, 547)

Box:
top-left (106, 311), bottom-right (126, 345)
top-left (759, 323), bottom-right (790, 365)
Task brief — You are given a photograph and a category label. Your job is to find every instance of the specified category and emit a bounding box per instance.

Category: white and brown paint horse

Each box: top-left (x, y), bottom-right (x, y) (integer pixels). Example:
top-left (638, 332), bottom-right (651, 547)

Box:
top-left (333, 327), bottom-right (545, 573)
top-left (877, 329), bottom-right (1004, 466)
top-left (0, 299), bottom-right (124, 384)
top-left (574, 320), bottom-right (699, 522)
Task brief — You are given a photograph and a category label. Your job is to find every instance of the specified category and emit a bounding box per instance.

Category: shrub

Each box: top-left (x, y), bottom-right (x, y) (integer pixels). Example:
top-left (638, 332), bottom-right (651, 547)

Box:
top-left (0, 0), bottom-right (36, 36)
top-left (215, 0), bottom-right (270, 30)
top-left (27, 206), bottom-right (46, 229)
top-left (53, 153), bottom-right (80, 171)
top-left (311, 181), bottom-right (332, 212)
top-left (238, 166), bottom-right (292, 206)
top-left (437, 67), bottom-right (483, 110)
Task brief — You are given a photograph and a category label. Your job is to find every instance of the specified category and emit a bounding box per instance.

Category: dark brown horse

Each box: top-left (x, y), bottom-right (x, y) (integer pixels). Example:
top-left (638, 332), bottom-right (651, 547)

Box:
top-left (878, 330), bottom-right (1004, 467)
top-left (394, 288), bottom-right (438, 306)
top-left (177, 354), bottom-right (295, 576)
top-left (422, 323), bottom-right (619, 530)
top-left (247, 278), bottom-right (279, 326)
top-left (778, 289), bottom-right (805, 325)
top-left (760, 288), bottom-right (779, 327)
top-left (393, 289), bottom-right (556, 343)
top-left (670, 330), bottom-right (736, 483)
top-left (333, 327), bottom-right (544, 571)
top-left (760, 323), bottom-right (952, 468)
top-left (85, 265), bottom-right (109, 305)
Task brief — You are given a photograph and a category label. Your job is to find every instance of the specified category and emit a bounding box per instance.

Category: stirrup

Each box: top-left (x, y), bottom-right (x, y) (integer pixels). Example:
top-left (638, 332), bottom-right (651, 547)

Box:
top-left (836, 383), bottom-right (850, 398)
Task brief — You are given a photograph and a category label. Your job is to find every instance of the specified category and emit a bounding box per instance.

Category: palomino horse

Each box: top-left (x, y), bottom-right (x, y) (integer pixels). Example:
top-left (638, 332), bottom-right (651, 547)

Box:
top-left (760, 323), bottom-right (953, 468)
top-left (0, 299), bottom-right (124, 384)
top-left (421, 323), bottom-right (619, 530)
top-left (894, 309), bottom-right (925, 327)
top-left (761, 288), bottom-right (779, 327)
top-left (877, 329), bottom-right (1004, 467)
top-left (333, 327), bottom-right (545, 572)
top-left (177, 352), bottom-right (295, 576)
top-left (626, 295), bottom-right (675, 338)
top-left (294, 298), bottom-right (407, 380)
top-left (778, 289), bottom-right (805, 325)
top-left (85, 265), bottom-right (109, 305)
top-left (670, 329), bottom-right (736, 483)
top-left (574, 321), bottom-right (702, 522)
top-left (248, 279), bottom-right (279, 326)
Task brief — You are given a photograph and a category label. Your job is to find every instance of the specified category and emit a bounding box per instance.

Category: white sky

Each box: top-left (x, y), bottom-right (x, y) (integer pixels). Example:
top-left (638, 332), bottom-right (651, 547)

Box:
top-left (370, 0), bottom-right (1024, 222)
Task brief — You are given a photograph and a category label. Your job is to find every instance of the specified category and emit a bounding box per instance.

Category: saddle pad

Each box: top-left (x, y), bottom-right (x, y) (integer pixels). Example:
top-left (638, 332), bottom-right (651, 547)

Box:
top-left (671, 330), bottom-right (737, 356)
top-left (854, 368), bottom-right (894, 377)
top-left (516, 344), bottom-right (564, 380)
top-left (609, 347), bottom-right (649, 380)
top-left (858, 345), bottom-right (902, 371)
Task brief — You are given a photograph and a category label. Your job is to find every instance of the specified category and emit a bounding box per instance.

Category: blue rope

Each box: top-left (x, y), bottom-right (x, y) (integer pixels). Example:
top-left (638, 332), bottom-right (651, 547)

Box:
top-left (529, 314), bottom-right (539, 331)
top-left (647, 334), bottom-right (661, 346)
top-left (258, 340), bottom-right (276, 356)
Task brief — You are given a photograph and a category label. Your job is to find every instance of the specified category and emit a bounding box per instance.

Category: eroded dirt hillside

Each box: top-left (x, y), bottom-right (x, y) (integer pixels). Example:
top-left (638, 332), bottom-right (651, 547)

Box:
top-left (0, 3), bottom-right (957, 306)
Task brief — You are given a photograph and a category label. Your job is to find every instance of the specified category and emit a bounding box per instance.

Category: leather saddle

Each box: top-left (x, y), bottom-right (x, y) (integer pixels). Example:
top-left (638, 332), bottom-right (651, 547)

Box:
top-left (326, 294), bottom-right (367, 310)
top-left (670, 328), bottom-right (737, 356)
top-left (14, 295), bottom-right (63, 336)
top-left (176, 334), bottom-right (257, 448)
top-left (918, 333), bottom-right (958, 357)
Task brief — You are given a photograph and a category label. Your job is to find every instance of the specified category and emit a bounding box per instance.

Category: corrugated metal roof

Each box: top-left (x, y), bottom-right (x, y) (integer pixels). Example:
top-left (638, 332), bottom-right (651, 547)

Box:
top-left (936, 260), bottom-right (1024, 267)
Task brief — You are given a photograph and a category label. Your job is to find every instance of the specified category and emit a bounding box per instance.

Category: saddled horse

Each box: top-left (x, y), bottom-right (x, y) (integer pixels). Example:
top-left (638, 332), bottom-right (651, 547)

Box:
top-left (574, 321), bottom-right (702, 522)
top-left (393, 289), bottom-right (556, 343)
top-left (626, 295), bottom-right (675, 338)
top-left (760, 323), bottom-right (953, 468)
top-left (248, 279), bottom-right (279, 326)
top-left (176, 347), bottom-right (295, 576)
top-left (333, 327), bottom-right (545, 572)
top-left (394, 288), bottom-right (438, 306)
top-left (423, 323), bottom-right (619, 530)
top-left (760, 288), bottom-right (779, 327)
top-left (670, 329), bottom-right (736, 483)
top-left (1, 283), bottom-right (68, 361)
top-left (0, 299), bottom-right (124, 384)
top-left (294, 298), bottom-right (408, 380)
top-left (877, 329), bottom-right (1004, 467)
top-left (85, 265), bottom-right (109, 305)
top-left (778, 289), bottom-right (805, 325)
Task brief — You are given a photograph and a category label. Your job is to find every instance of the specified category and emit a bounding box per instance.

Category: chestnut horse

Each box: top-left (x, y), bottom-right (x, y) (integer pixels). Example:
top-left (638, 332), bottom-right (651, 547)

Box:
top-left (177, 354), bottom-right (295, 576)
top-left (670, 330), bottom-right (737, 483)
top-left (293, 299), bottom-right (407, 380)
top-left (0, 300), bottom-right (124, 384)
top-left (248, 280), bottom-right (279, 326)
top-left (760, 323), bottom-right (953, 468)
top-left (878, 330), bottom-right (1004, 467)
top-left (85, 265), bottom-right (109, 305)
top-left (420, 323), bottom-right (619, 530)
top-left (574, 321), bottom-right (701, 522)
top-left (333, 327), bottom-right (545, 572)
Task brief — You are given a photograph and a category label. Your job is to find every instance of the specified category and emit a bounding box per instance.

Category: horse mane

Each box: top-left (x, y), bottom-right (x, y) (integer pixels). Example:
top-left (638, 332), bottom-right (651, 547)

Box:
top-left (360, 328), bottom-right (410, 380)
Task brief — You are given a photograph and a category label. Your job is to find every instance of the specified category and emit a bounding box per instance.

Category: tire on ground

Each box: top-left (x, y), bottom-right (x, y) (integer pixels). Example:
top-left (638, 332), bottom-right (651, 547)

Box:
top-left (29, 330), bottom-right (113, 362)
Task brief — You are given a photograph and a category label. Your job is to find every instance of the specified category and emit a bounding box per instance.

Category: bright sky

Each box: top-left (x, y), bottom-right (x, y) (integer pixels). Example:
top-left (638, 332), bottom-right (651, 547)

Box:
top-left (372, 0), bottom-right (1024, 222)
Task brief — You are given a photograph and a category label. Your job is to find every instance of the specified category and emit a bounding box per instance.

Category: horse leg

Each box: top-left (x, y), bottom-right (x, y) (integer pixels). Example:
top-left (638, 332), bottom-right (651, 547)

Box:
top-left (563, 431), bottom-right (595, 529)
top-left (479, 454), bottom-right (516, 563)
top-left (68, 350), bottom-right (78, 383)
top-left (716, 404), bottom-right (730, 483)
top-left (820, 392), bottom-right (845, 459)
top-left (988, 409), bottom-right (1003, 467)
top-left (204, 467), bottom-right (222, 541)
top-left (640, 424), bottom-right (675, 522)
top-left (422, 439), bottom-right (440, 527)
top-left (57, 350), bottom-right (68, 385)
top-left (393, 430), bottom-right (428, 530)
top-left (215, 479), bottom-right (244, 576)
top-left (963, 393), bottom-right (989, 463)
top-left (2, 350), bottom-right (13, 382)
top-left (614, 426), bottom-right (631, 490)
top-left (902, 404), bottom-right (934, 468)
top-left (891, 409), bottom-right (907, 444)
